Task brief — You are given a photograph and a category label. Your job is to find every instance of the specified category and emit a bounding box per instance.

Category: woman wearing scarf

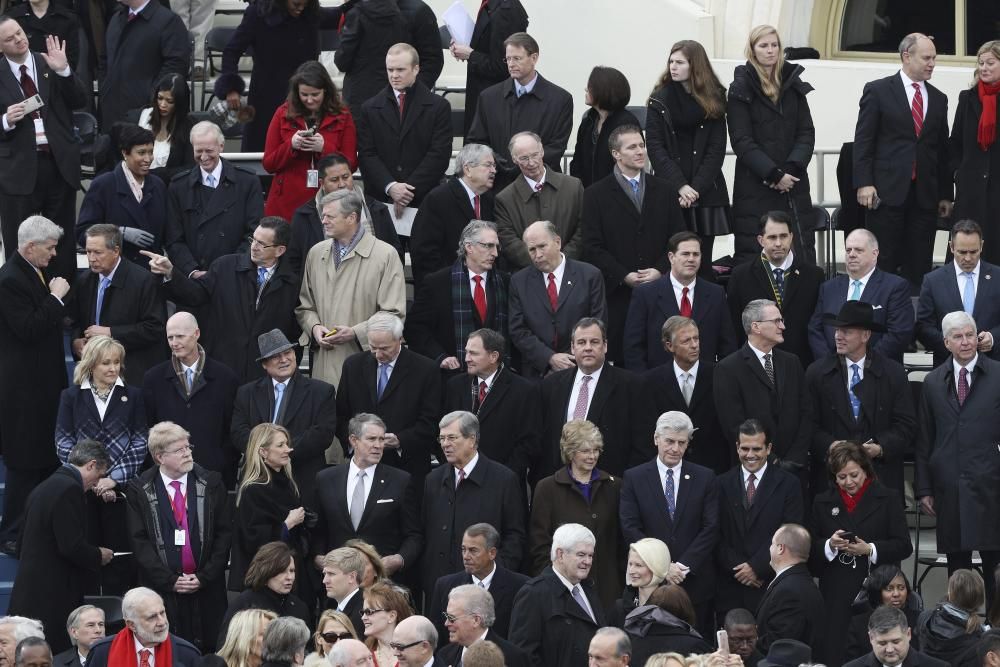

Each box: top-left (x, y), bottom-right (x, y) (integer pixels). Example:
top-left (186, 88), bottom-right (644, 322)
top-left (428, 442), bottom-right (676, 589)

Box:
top-left (951, 40), bottom-right (1000, 263)
top-left (810, 441), bottom-right (912, 666)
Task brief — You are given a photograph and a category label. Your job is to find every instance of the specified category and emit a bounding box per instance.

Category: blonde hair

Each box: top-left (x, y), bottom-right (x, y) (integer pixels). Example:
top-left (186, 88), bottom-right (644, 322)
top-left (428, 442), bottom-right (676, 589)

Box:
top-left (559, 419), bottom-right (604, 465)
top-left (217, 608), bottom-right (277, 667)
top-left (745, 25), bottom-right (785, 103)
top-left (344, 539), bottom-right (387, 586)
top-left (314, 610), bottom-right (358, 656)
top-left (974, 40), bottom-right (1000, 86)
top-left (73, 335), bottom-right (125, 386)
top-left (644, 654), bottom-right (687, 667)
top-left (237, 423), bottom-right (298, 504)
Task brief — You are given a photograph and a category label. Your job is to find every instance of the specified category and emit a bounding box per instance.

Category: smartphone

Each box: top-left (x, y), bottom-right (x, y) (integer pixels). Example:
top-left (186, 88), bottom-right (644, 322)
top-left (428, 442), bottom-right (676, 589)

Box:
top-left (717, 630), bottom-right (730, 657)
top-left (299, 127), bottom-right (316, 137)
top-left (841, 531), bottom-right (857, 543)
top-left (22, 94), bottom-right (43, 115)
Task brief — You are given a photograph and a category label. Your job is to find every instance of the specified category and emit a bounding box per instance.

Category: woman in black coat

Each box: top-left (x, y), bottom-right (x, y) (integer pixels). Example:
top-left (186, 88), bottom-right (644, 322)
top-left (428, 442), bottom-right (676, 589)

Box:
top-left (844, 565), bottom-right (923, 661)
top-left (623, 584), bottom-right (711, 667)
top-left (229, 423), bottom-right (307, 591)
top-left (951, 40), bottom-right (1000, 264)
top-left (810, 441), bottom-right (913, 666)
top-left (214, 0), bottom-right (355, 151)
top-left (647, 40), bottom-right (730, 276)
top-left (138, 74), bottom-right (194, 184)
top-left (727, 25), bottom-right (815, 266)
top-left (333, 0), bottom-right (408, 109)
top-left (570, 66), bottom-right (640, 188)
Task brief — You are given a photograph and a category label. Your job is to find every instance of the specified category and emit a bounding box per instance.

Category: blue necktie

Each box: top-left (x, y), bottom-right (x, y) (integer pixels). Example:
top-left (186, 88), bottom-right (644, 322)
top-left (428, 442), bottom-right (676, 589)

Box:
top-left (185, 367), bottom-right (195, 393)
top-left (377, 363), bottom-right (389, 400)
top-left (205, 173), bottom-right (216, 188)
top-left (773, 268), bottom-right (785, 299)
top-left (257, 266), bottom-right (267, 288)
top-left (629, 178), bottom-right (639, 196)
top-left (849, 363), bottom-right (862, 420)
top-left (849, 280), bottom-right (863, 301)
top-left (95, 275), bottom-right (111, 326)
top-left (962, 272), bottom-right (976, 314)
top-left (664, 468), bottom-right (675, 519)
top-left (272, 382), bottom-right (285, 422)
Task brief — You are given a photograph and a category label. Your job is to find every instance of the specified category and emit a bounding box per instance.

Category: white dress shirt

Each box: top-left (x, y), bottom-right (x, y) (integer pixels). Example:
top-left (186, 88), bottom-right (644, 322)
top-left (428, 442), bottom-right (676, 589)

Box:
top-left (742, 462), bottom-right (767, 490)
top-left (542, 253), bottom-right (567, 292)
top-left (954, 260), bottom-right (981, 296)
top-left (747, 342), bottom-right (775, 374)
top-left (472, 561), bottom-right (497, 589)
top-left (457, 176), bottom-right (479, 210)
top-left (161, 471), bottom-right (188, 502)
top-left (552, 566), bottom-right (596, 619)
top-left (846, 266), bottom-right (877, 300)
top-left (899, 70), bottom-right (928, 120)
top-left (201, 160), bottom-right (223, 187)
top-left (346, 459), bottom-right (375, 513)
top-left (82, 376), bottom-right (126, 420)
top-left (670, 272), bottom-right (695, 310)
top-left (674, 360), bottom-right (699, 395)
top-left (524, 168), bottom-right (547, 192)
top-left (655, 456), bottom-right (683, 503)
top-left (455, 452), bottom-right (479, 486)
top-left (133, 636), bottom-right (155, 666)
top-left (767, 251), bottom-right (794, 273)
top-left (566, 364), bottom-right (603, 422)
top-left (845, 355), bottom-right (866, 391)
top-left (953, 354), bottom-right (979, 393)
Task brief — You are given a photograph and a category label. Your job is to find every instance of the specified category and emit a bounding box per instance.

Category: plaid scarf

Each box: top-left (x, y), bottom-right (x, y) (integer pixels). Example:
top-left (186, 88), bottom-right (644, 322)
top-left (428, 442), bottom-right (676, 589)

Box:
top-left (171, 344), bottom-right (207, 398)
top-left (450, 259), bottom-right (508, 366)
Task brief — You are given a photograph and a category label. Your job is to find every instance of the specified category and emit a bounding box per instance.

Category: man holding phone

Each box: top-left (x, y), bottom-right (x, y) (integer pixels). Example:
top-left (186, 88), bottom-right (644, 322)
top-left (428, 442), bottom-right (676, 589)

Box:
top-left (0, 22), bottom-right (87, 282)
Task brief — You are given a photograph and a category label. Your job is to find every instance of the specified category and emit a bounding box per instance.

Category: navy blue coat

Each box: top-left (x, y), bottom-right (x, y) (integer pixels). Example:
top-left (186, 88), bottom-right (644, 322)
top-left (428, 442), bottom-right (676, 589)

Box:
top-left (624, 275), bottom-right (737, 371)
top-left (619, 458), bottom-right (719, 605)
top-left (808, 269), bottom-right (914, 363)
top-left (916, 261), bottom-right (1000, 365)
top-left (87, 633), bottom-right (201, 667)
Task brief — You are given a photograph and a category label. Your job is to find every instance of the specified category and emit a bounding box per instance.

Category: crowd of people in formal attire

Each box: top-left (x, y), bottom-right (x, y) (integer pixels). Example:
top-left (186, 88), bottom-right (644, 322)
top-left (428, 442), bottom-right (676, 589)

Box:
top-left (7, 0), bottom-right (1000, 663)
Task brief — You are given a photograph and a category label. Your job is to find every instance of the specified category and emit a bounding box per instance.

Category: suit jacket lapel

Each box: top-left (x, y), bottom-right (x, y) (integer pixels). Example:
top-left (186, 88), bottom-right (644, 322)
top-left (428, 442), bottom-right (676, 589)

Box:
top-left (689, 363), bottom-right (711, 411)
top-left (365, 356), bottom-right (379, 404)
top-left (586, 366), bottom-right (614, 419)
top-left (358, 463), bottom-right (389, 528)
top-left (477, 368), bottom-right (509, 421)
top-left (644, 462), bottom-right (672, 526)
top-left (253, 378), bottom-right (273, 422)
top-left (33, 54), bottom-right (51, 114)
top-left (557, 261), bottom-right (578, 310)
top-left (974, 265), bottom-right (995, 315)
top-left (742, 346), bottom-right (772, 390)
top-left (657, 280), bottom-right (680, 321)
top-left (199, 162), bottom-right (239, 223)
top-left (747, 466), bottom-right (778, 524)
top-left (0, 57), bottom-right (22, 102)
top-left (280, 376), bottom-right (306, 423)
top-left (891, 76), bottom-right (914, 134)
top-left (334, 465), bottom-right (353, 528)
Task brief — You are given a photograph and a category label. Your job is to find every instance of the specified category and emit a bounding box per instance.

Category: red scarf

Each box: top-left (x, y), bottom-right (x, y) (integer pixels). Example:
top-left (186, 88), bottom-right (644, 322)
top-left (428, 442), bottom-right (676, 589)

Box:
top-left (977, 79), bottom-right (1000, 151)
top-left (838, 476), bottom-right (873, 514)
top-left (106, 626), bottom-right (174, 667)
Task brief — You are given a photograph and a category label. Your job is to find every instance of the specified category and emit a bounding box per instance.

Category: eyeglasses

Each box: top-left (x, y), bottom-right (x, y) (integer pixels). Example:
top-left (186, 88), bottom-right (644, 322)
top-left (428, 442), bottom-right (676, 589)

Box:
top-left (360, 608), bottom-right (386, 617)
top-left (754, 317), bottom-right (785, 326)
top-left (248, 235), bottom-right (279, 249)
top-left (472, 161), bottom-right (497, 170)
top-left (442, 612), bottom-right (473, 623)
top-left (163, 443), bottom-right (194, 456)
top-left (320, 632), bottom-right (355, 644)
top-left (473, 241), bottom-right (501, 251)
top-left (504, 55), bottom-right (527, 64)
top-left (513, 151), bottom-right (543, 165)
top-left (437, 434), bottom-right (464, 444)
top-left (389, 640), bottom-right (425, 652)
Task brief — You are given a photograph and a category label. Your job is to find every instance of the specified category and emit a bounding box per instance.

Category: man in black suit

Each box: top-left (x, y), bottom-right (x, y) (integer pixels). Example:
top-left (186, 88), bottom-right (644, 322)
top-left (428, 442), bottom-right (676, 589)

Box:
top-left (165, 121), bottom-right (263, 280)
top-left (624, 231), bottom-right (737, 371)
top-left (337, 313), bottom-right (441, 488)
top-left (320, 547), bottom-right (366, 638)
top-left (311, 413), bottom-right (422, 581)
top-left (409, 143), bottom-right (496, 288)
top-left (726, 211), bottom-right (824, 367)
top-left (0, 216), bottom-right (70, 549)
top-left (916, 220), bottom-right (1000, 365)
top-left (406, 221), bottom-right (511, 375)
top-left (98, 0), bottom-right (189, 128)
top-left (54, 604), bottom-right (107, 667)
top-left (583, 125), bottom-right (683, 364)
top-left (0, 26), bottom-right (86, 282)
top-left (619, 411), bottom-right (719, 635)
top-left (843, 606), bottom-right (948, 667)
top-left (509, 221), bottom-right (608, 378)
top-left (539, 317), bottom-right (645, 479)
top-left (420, 411), bottom-right (525, 600)
top-left (144, 217), bottom-right (301, 383)
top-left (641, 316), bottom-right (726, 473)
top-left (8, 440), bottom-right (113, 655)
top-left (854, 32), bottom-right (953, 290)
top-left (286, 153), bottom-right (403, 277)
top-left (391, 615), bottom-right (444, 667)
top-left (356, 43), bottom-right (451, 232)
top-left (437, 585), bottom-right (529, 667)
top-left (466, 32), bottom-right (572, 191)
top-left (142, 312), bottom-right (240, 489)
top-left (754, 524), bottom-right (825, 655)
top-left (427, 523), bottom-right (529, 645)
top-left (71, 224), bottom-right (166, 387)
top-left (508, 523), bottom-right (604, 667)
top-left (231, 329), bottom-right (337, 505)
top-left (805, 301), bottom-right (916, 498)
top-left (444, 329), bottom-right (539, 483)
top-left (808, 229), bottom-right (915, 363)
top-left (715, 299), bottom-right (811, 478)
top-left (126, 421), bottom-right (232, 653)
top-left (715, 419), bottom-right (804, 623)
top-left (449, 0), bottom-right (527, 139)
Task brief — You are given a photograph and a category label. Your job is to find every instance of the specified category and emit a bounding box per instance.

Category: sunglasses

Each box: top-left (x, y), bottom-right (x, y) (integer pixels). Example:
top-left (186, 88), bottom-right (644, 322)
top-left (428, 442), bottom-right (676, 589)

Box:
top-left (320, 632), bottom-right (354, 644)
top-left (389, 640), bottom-right (424, 652)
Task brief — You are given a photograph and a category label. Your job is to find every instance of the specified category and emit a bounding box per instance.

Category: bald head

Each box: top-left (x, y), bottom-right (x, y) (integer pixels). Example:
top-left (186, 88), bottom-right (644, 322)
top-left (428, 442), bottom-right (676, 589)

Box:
top-left (327, 638), bottom-right (371, 667)
top-left (900, 33), bottom-right (936, 81)
top-left (523, 221), bottom-right (562, 273)
top-left (166, 312), bottom-right (200, 366)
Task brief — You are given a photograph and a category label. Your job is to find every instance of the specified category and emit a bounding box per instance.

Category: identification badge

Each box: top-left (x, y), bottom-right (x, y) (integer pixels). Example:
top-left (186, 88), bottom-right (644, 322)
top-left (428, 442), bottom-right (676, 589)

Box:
top-left (33, 117), bottom-right (47, 142)
top-left (174, 529), bottom-right (186, 546)
top-left (306, 169), bottom-right (319, 188)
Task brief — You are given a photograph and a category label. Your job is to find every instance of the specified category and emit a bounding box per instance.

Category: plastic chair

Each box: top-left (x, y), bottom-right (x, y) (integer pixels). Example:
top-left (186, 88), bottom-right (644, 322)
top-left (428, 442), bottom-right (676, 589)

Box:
top-left (626, 105), bottom-right (647, 130)
top-left (201, 26), bottom-right (251, 111)
top-left (73, 110), bottom-right (100, 181)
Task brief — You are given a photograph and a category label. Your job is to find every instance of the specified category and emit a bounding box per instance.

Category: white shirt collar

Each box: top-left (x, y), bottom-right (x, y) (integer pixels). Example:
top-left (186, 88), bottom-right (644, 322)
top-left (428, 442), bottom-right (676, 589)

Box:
top-left (747, 342), bottom-right (773, 362)
top-left (476, 366), bottom-right (500, 387)
top-left (551, 565), bottom-right (581, 593)
top-left (81, 375), bottom-right (126, 392)
top-left (655, 455), bottom-right (682, 482)
top-left (544, 253), bottom-right (567, 288)
top-left (8, 53), bottom-right (34, 80)
top-left (456, 451), bottom-right (480, 482)
top-left (338, 586), bottom-right (360, 609)
top-left (953, 354), bottom-right (979, 378)
top-left (673, 359), bottom-right (699, 382)
top-left (272, 377), bottom-right (290, 390)
top-left (128, 0), bottom-right (151, 15)
top-left (159, 470), bottom-right (188, 494)
top-left (515, 73), bottom-right (539, 95)
top-left (849, 265), bottom-right (877, 287)
top-left (472, 561), bottom-right (497, 588)
top-left (524, 168), bottom-right (547, 192)
top-left (200, 160), bottom-right (223, 186)
top-left (574, 363), bottom-right (604, 386)
top-left (457, 177), bottom-right (479, 207)
top-left (348, 458), bottom-right (375, 477)
top-left (99, 258), bottom-right (122, 281)
top-left (846, 354), bottom-right (866, 370)
top-left (767, 251), bottom-right (794, 273)
top-left (669, 272), bottom-right (695, 292)
top-left (133, 636), bottom-right (155, 665)
top-left (955, 260), bottom-right (981, 278)
top-left (899, 69), bottom-right (926, 96)
top-left (743, 463), bottom-right (767, 485)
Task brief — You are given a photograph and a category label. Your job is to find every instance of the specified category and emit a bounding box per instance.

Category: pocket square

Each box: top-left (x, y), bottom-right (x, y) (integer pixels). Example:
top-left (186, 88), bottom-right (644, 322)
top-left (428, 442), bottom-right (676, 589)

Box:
top-left (376, 498), bottom-right (394, 504)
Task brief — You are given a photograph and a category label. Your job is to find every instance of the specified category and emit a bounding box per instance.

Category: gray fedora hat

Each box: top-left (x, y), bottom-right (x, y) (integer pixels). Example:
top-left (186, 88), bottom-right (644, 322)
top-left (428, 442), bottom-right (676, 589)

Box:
top-left (257, 328), bottom-right (297, 361)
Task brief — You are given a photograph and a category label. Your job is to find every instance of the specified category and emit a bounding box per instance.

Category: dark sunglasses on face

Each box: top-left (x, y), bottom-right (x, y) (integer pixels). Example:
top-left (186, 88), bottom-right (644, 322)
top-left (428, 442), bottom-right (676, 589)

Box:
top-left (320, 632), bottom-right (354, 644)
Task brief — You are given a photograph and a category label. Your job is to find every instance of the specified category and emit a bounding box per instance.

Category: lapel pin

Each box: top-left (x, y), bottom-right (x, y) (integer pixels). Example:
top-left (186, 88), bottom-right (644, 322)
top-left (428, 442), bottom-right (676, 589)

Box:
top-left (121, 395), bottom-right (128, 402)
top-left (567, 281), bottom-right (573, 286)
top-left (684, 474), bottom-right (690, 480)
top-left (832, 507), bottom-right (840, 516)
top-left (380, 479), bottom-right (385, 484)
top-left (987, 275), bottom-right (992, 280)
top-left (794, 269), bottom-right (800, 275)
top-left (43, 72), bottom-right (49, 79)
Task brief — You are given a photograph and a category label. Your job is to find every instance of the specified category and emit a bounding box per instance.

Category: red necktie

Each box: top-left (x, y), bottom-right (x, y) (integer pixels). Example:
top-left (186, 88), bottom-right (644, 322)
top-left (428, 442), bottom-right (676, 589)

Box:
top-left (747, 473), bottom-right (757, 505)
top-left (547, 273), bottom-right (558, 311)
top-left (478, 380), bottom-right (487, 405)
top-left (127, 11), bottom-right (138, 21)
top-left (473, 275), bottom-right (487, 323)
top-left (169, 481), bottom-right (197, 574)
top-left (139, 649), bottom-right (151, 667)
top-left (534, 183), bottom-right (543, 192)
top-left (18, 66), bottom-right (41, 121)
top-left (397, 91), bottom-right (406, 120)
top-left (911, 83), bottom-right (923, 179)
top-left (680, 286), bottom-right (692, 317)
top-left (473, 194), bottom-right (480, 218)
top-left (456, 468), bottom-right (466, 489)
top-left (958, 367), bottom-right (969, 406)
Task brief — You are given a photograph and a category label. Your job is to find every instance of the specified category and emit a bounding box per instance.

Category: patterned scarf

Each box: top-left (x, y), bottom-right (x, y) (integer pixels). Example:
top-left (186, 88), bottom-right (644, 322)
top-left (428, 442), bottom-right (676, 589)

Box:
top-left (450, 259), bottom-right (508, 365)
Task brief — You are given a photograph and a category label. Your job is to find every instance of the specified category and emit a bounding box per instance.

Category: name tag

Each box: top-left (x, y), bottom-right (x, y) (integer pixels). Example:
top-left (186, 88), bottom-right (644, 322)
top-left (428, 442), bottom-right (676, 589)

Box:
top-left (174, 529), bottom-right (186, 546)
top-left (33, 117), bottom-right (48, 145)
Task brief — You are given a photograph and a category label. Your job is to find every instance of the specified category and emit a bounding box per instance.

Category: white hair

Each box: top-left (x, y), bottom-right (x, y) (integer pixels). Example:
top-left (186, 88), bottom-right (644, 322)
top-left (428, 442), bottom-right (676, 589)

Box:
top-left (0, 616), bottom-right (44, 644)
top-left (189, 120), bottom-right (225, 145)
top-left (17, 215), bottom-right (63, 249)
top-left (366, 313), bottom-right (404, 339)
top-left (550, 523), bottom-right (596, 562)
top-left (655, 411), bottom-right (695, 438)
top-left (121, 587), bottom-right (162, 623)
top-left (942, 311), bottom-right (977, 339)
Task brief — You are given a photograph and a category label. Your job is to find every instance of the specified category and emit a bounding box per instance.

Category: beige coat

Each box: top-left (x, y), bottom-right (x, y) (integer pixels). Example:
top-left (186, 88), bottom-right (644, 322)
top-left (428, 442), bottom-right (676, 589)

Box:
top-left (296, 230), bottom-right (406, 387)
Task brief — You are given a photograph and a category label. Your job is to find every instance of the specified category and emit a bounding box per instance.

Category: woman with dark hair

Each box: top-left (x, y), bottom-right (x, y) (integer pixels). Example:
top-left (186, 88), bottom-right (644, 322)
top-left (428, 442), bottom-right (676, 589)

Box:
top-left (623, 584), bottom-right (711, 667)
top-left (219, 542), bottom-right (312, 646)
top-left (951, 40), bottom-right (1000, 263)
top-left (727, 25), bottom-right (815, 265)
top-left (570, 66), bottom-right (639, 187)
top-left (810, 441), bottom-right (913, 665)
top-left (647, 40), bottom-right (731, 273)
top-left (917, 569), bottom-right (987, 667)
top-left (76, 124), bottom-right (168, 265)
top-left (138, 73), bottom-right (194, 182)
top-left (844, 565), bottom-right (923, 661)
top-left (229, 423), bottom-right (307, 592)
top-left (214, 0), bottom-right (357, 151)
top-left (262, 61), bottom-right (357, 221)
